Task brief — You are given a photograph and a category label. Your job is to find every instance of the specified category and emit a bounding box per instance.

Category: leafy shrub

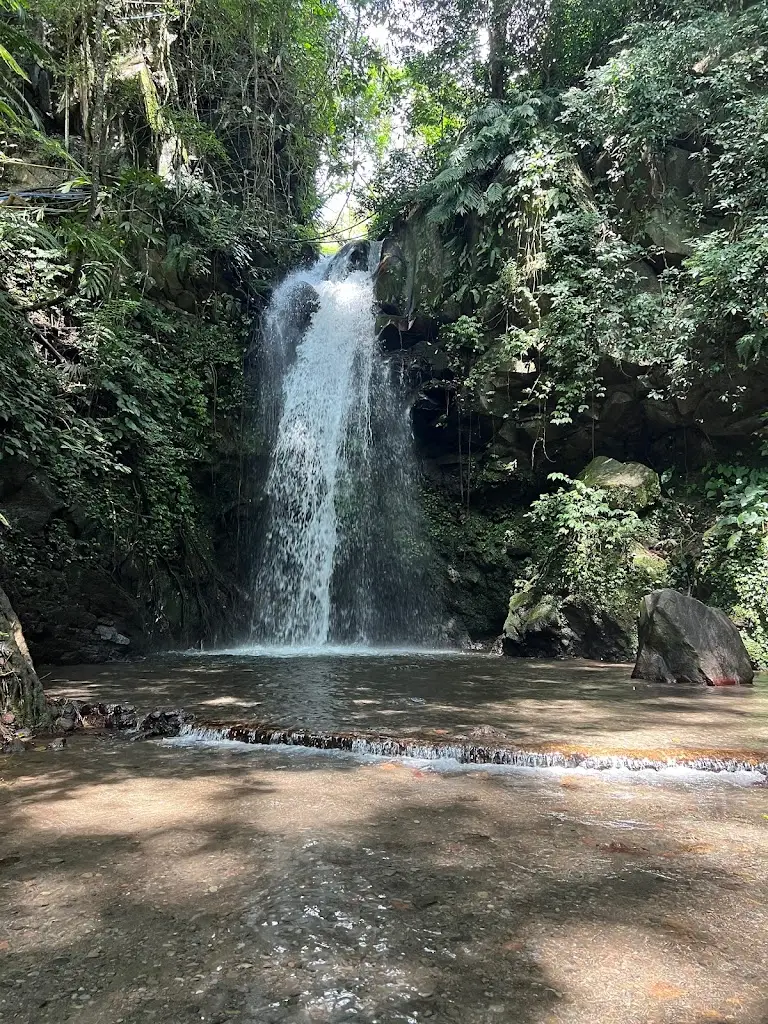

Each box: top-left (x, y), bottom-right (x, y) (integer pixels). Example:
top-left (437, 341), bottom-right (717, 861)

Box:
top-left (524, 474), bottom-right (656, 623)
top-left (376, 3), bottom-right (768, 435)
top-left (698, 465), bottom-right (768, 666)
top-left (0, 172), bottom-right (264, 628)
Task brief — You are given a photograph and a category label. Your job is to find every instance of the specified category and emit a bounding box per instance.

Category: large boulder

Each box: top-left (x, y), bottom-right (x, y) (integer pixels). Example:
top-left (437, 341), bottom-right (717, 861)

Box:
top-left (502, 589), bottom-right (633, 661)
top-left (579, 456), bottom-right (660, 509)
top-left (374, 238), bottom-right (408, 314)
top-left (632, 589), bottom-right (754, 686)
top-left (503, 589), bottom-right (561, 653)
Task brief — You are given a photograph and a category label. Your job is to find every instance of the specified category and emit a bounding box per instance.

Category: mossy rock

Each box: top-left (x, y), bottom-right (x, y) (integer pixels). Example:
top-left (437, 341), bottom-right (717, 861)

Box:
top-left (631, 543), bottom-right (668, 582)
top-left (503, 589), bottom-right (559, 643)
top-left (579, 456), bottom-right (660, 509)
top-left (419, 487), bottom-right (527, 637)
top-left (503, 525), bottom-right (533, 558)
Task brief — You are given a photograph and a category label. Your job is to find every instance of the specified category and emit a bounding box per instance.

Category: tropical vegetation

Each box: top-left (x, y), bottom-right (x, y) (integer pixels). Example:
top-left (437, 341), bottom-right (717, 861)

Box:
top-left (2, 0), bottom-right (768, 724)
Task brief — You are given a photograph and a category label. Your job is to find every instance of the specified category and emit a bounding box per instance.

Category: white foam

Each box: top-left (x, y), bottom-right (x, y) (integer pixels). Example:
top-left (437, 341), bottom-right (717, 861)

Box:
top-left (162, 735), bottom-right (767, 788)
top-left (183, 644), bottom-right (463, 659)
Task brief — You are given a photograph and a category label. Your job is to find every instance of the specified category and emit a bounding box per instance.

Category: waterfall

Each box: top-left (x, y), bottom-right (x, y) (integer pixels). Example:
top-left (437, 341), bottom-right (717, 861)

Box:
top-left (251, 241), bottom-right (435, 649)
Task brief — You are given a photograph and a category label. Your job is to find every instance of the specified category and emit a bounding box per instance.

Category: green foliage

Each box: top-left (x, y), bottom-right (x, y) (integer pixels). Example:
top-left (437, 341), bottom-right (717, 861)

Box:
top-left (164, 111), bottom-right (229, 162)
top-left (419, 483), bottom-right (529, 634)
top-left (534, 210), bottom-right (662, 424)
top-left (0, 0), bottom-right (47, 125)
top-left (535, 0), bottom-right (648, 87)
top-left (0, 260), bottom-right (248, 575)
top-left (563, 2), bottom-right (768, 368)
top-left (366, 0), bottom-right (768, 656)
top-left (438, 314), bottom-right (487, 388)
top-left (563, 3), bottom-right (768, 204)
top-left (676, 218), bottom-right (768, 364)
top-left (0, 166), bottom-right (273, 629)
top-left (695, 465), bottom-right (768, 666)
top-left (371, 0), bottom-right (768, 434)
top-left (524, 474), bottom-right (653, 620)
top-left (418, 95), bottom-right (560, 229)
top-left (700, 537), bottom-right (768, 669)
top-left (704, 464), bottom-right (768, 552)
top-left (393, 97), bottom-right (664, 421)
top-left (0, 0), bottom-right (391, 643)
top-left (422, 484), bottom-right (523, 567)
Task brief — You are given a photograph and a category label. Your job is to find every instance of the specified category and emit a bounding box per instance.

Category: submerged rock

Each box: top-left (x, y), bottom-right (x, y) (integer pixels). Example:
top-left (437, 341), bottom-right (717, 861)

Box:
top-left (48, 699), bottom-right (138, 732)
top-left (632, 589), bottom-right (754, 685)
top-left (579, 456), bottom-right (660, 509)
top-left (138, 708), bottom-right (194, 738)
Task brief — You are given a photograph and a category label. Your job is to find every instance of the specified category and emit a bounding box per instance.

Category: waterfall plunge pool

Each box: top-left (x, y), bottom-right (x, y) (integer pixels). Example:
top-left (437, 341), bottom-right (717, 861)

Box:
top-left (44, 652), bottom-right (768, 777)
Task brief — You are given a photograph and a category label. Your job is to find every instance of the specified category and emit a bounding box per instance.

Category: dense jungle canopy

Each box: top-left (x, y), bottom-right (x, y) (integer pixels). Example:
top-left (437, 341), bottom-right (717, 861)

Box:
top-left (1, 0), bottom-right (767, 723)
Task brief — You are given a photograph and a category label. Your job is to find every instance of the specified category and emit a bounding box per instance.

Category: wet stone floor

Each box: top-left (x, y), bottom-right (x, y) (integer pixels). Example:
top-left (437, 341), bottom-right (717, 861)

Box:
top-left (2, 734), bottom-right (768, 1024)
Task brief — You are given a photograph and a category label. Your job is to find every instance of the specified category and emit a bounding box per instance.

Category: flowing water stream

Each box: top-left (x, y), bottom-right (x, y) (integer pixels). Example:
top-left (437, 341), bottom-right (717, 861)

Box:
top-left (251, 242), bottom-right (435, 650)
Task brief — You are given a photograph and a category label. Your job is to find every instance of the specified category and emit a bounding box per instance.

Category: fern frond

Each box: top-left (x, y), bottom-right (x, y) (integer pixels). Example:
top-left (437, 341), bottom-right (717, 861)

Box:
top-left (0, 1), bottom-right (48, 126)
top-left (469, 101), bottom-right (507, 128)
top-left (484, 181), bottom-right (505, 207)
top-left (432, 164), bottom-right (469, 187)
top-left (455, 182), bottom-right (484, 215)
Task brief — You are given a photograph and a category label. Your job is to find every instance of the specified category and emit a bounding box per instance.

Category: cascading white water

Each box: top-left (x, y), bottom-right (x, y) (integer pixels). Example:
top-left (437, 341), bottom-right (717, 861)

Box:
top-left (252, 242), bottom-right (435, 648)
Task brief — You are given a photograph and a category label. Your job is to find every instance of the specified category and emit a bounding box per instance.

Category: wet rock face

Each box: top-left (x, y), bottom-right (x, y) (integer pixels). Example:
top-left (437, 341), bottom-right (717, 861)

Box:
top-left (502, 592), bottom-right (633, 661)
top-left (374, 238), bottom-right (408, 314)
top-left (94, 624), bottom-right (131, 647)
top-left (274, 280), bottom-right (321, 367)
top-left (0, 462), bottom-right (145, 664)
top-left (137, 708), bottom-right (194, 738)
top-left (632, 589), bottom-right (754, 685)
top-left (282, 281), bottom-right (320, 342)
top-left (327, 240), bottom-right (370, 278)
top-left (48, 699), bottom-right (139, 731)
top-left (1, 448), bottom-right (243, 667)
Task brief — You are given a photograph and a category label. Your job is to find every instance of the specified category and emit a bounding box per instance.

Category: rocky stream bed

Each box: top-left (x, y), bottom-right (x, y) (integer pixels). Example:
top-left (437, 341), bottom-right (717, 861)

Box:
top-left (2, 654), bottom-right (768, 1024)
top-left (2, 734), bottom-right (768, 1024)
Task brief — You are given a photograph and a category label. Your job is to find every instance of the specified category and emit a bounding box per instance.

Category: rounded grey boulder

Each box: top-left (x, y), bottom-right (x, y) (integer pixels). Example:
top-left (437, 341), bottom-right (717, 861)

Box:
top-left (632, 589), bottom-right (754, 686)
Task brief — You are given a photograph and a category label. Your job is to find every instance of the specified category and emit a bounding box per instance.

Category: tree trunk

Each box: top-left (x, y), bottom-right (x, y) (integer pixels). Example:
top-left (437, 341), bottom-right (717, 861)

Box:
top-left (0, 584), bottom-right (47, 730)
top-left (488, 0), bottom-right (511, 99)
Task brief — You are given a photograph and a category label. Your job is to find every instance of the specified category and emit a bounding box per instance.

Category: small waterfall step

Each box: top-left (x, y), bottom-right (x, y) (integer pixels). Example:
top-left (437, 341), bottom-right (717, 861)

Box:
top-left (169, 720), bottom-right (768, 777)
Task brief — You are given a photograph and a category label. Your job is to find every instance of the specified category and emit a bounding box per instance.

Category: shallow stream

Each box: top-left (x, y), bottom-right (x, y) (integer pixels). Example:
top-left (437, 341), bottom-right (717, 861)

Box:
top-left (46, 651), bottom-right (768, 771)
